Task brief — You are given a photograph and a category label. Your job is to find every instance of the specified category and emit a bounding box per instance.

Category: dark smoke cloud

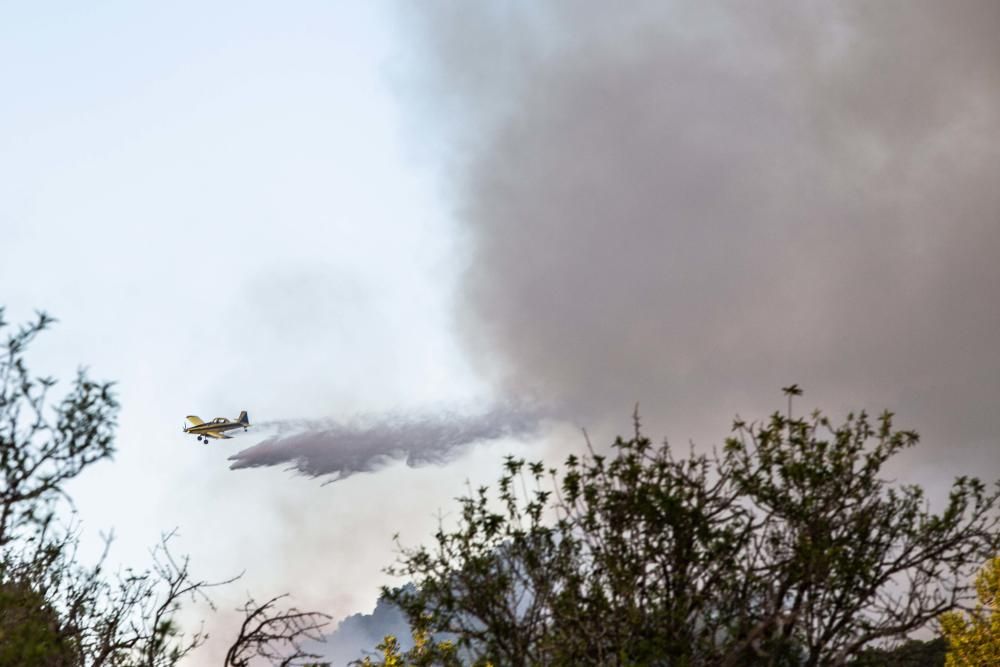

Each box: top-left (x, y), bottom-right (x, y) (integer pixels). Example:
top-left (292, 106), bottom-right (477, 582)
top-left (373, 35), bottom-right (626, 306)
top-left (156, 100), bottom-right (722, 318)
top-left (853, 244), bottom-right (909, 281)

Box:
top-left (317, 590), bottom-right (412, 664)
top-left (394, 1), bottom-right (1000, 470)
top-left (228, 405), bottom-right (543, 481)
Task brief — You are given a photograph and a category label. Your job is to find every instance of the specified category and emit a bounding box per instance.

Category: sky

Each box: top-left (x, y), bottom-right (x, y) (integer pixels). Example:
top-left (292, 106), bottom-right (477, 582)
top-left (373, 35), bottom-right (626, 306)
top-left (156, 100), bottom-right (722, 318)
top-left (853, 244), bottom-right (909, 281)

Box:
top-left (2, 1), bottom-right (999, 664)
top-left (0, 2), bottom-right (514, 662)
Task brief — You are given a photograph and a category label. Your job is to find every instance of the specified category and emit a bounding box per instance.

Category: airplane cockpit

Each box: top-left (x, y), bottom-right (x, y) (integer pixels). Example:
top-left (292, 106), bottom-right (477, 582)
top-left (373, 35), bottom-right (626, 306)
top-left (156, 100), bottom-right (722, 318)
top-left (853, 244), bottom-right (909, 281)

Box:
top-left (213, 417), bottom-right (228, 423)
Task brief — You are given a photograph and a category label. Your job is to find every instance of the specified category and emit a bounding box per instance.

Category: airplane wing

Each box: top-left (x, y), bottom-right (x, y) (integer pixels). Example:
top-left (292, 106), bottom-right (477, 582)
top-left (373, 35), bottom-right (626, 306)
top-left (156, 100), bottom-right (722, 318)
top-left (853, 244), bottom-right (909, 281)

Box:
top-left (186, 415), bottom-right (205, 426)
top-left (202, 431), bottom-right (232, 439)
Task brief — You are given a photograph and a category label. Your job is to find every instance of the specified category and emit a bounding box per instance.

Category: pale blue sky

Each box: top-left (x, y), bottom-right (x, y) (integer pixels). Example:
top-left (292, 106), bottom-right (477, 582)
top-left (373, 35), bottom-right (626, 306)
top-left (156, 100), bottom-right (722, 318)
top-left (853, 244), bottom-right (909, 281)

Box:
top-left (0, 3), bottom-right (506, 662)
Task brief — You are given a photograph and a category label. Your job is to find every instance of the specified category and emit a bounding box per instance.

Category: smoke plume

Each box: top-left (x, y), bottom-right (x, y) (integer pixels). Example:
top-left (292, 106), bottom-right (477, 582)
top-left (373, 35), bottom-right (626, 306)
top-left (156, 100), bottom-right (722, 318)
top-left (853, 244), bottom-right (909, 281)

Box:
top-left (394, 1), bottom-right (1000, 469)
top-left (228, 405), bottom-right (543, 481)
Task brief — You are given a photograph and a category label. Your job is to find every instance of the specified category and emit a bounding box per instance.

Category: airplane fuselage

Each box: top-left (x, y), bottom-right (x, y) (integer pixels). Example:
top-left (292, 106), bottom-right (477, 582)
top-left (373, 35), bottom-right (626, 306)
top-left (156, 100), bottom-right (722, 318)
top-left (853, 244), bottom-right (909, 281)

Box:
top-left (185, 420), bottom-right (243, 435)
top-left (184, 411), bottom-right (250, 441)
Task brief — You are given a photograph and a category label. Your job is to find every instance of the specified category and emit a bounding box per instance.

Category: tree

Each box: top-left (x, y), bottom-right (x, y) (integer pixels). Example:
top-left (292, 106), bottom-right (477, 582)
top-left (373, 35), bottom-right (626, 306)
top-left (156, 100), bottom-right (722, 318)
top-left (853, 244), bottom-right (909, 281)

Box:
top-left (224, 594), bottom-right (331, 666)
top-left (939, 555), bottom-right (1000, 666)
top-left (381, 389), bottom-right (1000, 665)
top-left (0, 574), bottom-right (80, 666)
top-left (353, 627), bottom-right (466, 667)
top-left (0, 308), bottom-right (332, 665)
top-left (0, 309), bottom-right (229, 665)
top-left (0, 310), bottom-right (117, 549)
top-left (849, 638), bottom-right (946, 666)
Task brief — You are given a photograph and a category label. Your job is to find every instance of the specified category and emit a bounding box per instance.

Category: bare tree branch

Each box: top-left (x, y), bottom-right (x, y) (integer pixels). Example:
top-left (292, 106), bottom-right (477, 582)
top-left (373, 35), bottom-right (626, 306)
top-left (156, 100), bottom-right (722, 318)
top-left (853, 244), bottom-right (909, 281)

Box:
top-left (224, 594), bottom-right (332, 667)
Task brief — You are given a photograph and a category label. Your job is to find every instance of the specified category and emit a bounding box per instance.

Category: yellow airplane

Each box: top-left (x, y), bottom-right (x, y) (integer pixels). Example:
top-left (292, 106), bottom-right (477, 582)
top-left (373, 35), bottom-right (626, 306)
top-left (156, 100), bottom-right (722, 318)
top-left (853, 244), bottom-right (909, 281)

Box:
top-left (184, 411), bottom-right (250, 443)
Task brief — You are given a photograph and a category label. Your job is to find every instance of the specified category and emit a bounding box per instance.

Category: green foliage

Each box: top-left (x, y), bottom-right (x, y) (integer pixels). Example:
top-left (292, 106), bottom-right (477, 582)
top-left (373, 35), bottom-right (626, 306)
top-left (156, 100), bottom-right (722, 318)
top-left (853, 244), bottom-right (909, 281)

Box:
top-left (939, 556), bottom-right (1000, 666)
top-left (0, 309), bottom-right (119, 664)
top-left (850, 638), bottom-right (946, 666)
top-left (0, 577), bottom-right (80, 666)
top-left (353, 626), bottom-right (474, 667)
top-left (0, 307), bottom-right (332, 667)
top-left (0, 310), bottom-right (209, 666)
top-left (382, 390), bottom-right (1000, 666)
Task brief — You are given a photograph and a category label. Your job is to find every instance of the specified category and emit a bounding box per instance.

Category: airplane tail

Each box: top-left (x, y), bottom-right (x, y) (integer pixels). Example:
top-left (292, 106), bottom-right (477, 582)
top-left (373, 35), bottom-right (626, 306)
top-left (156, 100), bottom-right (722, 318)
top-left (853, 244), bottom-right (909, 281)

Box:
top-left (238, 410), bottom-right (250, 426)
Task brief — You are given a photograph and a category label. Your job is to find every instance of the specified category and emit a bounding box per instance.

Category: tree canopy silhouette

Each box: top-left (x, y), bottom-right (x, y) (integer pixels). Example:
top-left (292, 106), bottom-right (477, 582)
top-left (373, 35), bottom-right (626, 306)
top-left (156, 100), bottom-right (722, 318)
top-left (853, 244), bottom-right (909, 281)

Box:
top-left (379, 389), bottom-right (1000, 666)
top-left (0, 309), bottom-right (330, 666)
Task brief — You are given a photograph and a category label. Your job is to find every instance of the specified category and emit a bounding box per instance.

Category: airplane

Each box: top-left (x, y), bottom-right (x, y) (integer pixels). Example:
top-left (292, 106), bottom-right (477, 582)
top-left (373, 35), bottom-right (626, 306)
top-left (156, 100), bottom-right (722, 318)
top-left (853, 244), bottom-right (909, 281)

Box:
top-left (184, 411), bottom-right (250, 443)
